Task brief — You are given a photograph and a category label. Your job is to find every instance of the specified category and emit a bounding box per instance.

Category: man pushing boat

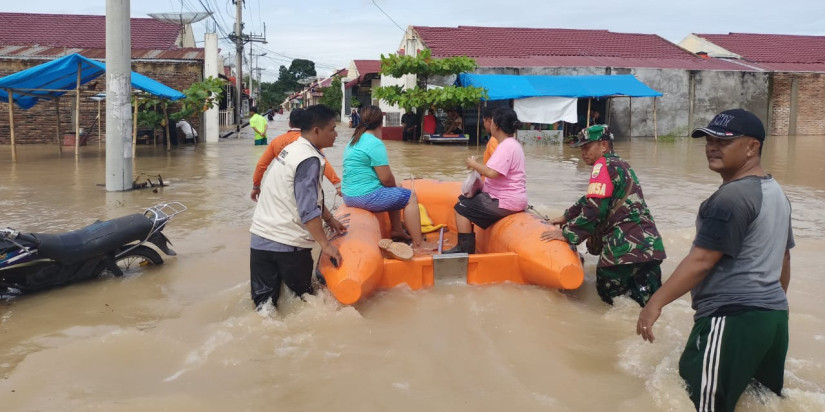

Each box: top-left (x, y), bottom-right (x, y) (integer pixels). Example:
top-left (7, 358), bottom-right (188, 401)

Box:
top-left (249, 104), bottom-right (347, 310)
top-left (541, 124), bottom-right (666, 307)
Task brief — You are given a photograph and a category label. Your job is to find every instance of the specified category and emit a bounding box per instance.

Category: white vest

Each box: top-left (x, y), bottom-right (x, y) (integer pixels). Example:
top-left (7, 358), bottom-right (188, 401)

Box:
top-left (250, 137), bottom-right (325, 248)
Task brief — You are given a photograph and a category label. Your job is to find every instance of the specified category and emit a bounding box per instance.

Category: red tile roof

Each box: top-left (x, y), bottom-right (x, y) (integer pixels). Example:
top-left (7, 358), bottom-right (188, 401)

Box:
top-left (0, 12), bottom-right (183, 50)
top-left (696, 33), bottom-right (825, 63)
top-left (346, 60), bottom-right (381, 88)
top-left (694, 33), bottom-right (825, 72)
top-left (0, 45), bottom-right (204, 60)
top-left (412, 26), bottom-right (743, 70)
top-left (353, 60), bottom-right (381, 76)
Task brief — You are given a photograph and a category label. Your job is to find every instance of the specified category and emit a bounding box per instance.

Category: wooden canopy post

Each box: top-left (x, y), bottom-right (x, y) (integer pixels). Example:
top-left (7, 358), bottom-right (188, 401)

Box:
top-left (653, 96), bottom-right (658, 141)
top-left (476, 103), bottom-right (481, 150)
top-left (586, 98), bottom-right (592, 127)
top-left (606, 98), bottom-right (612, 126)
top-left (132, 96), bottom-right (138, 158)
top-left (55, 97), bottom-right (62, 156)
top-left (75, 61), bottom-right (81, 159)
top-left (152, 102), bottom-right (158, 148)
top-left (7, 90), bottom-right (16, 163)
top-left (628, 97), bottom-right (633, 138)
top-left (164, 103), bottom-right (171, 152)
top-left (97, 99), bottom-right (102, 149)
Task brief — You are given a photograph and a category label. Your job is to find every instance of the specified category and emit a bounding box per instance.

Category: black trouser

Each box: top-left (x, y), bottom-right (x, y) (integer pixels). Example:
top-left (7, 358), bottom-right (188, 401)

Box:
top-left (249, 247), bottom-right (314, 308)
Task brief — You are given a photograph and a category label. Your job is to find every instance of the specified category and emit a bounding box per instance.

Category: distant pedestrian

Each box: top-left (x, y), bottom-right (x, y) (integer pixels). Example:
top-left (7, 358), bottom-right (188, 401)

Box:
top-left (401, 108), bottom-right (418, 142)
top-left (176, 119), bottom-right (198, 144)
top-left (249, 106), bottom-right (268, 145)
top-left (637, 109), bottom-right (793, 411)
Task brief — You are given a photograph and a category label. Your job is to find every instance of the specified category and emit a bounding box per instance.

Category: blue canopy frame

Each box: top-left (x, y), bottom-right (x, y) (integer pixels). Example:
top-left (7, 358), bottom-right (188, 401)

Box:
top-left (0, 53), bottom-right (184, 109)
top-left (456, 73), bottom-right (662, 100)
top-left (1, 54), bottom-right (186, 160)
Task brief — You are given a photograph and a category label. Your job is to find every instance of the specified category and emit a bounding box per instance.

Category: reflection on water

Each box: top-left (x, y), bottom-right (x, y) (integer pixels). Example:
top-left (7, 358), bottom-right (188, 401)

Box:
top-left (0, 118), bottom-right (823, 411)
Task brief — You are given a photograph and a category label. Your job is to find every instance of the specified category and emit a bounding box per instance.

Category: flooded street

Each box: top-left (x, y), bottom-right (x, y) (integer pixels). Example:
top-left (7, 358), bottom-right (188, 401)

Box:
top-left (1, 114), bottom-right (824, 411)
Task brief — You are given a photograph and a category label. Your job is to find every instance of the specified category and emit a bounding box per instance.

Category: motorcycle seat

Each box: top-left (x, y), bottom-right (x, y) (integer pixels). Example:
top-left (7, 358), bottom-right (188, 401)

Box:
top-left (34, 214), bottom-right (154, 264)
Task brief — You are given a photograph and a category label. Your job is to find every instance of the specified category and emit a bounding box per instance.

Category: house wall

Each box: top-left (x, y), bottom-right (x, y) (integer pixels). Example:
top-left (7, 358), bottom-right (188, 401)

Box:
top-left (0, 58), bottom-right (203, 145)
top-left (770, 72), bottom-right (825, 136)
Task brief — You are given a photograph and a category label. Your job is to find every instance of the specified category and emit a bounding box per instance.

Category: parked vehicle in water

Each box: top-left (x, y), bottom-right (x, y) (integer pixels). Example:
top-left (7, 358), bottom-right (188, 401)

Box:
top-left (0, 202), bottom-right (186, 299)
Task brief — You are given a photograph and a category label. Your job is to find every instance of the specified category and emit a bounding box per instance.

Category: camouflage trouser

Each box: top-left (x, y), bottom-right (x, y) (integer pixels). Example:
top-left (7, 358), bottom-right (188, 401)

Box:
top-left (596, 260), bottom-right (662, 307)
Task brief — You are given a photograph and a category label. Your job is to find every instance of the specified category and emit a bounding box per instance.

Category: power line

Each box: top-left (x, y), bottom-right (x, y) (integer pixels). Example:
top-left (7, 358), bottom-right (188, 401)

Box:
top-left (371, 0), bottom-right (405, 32)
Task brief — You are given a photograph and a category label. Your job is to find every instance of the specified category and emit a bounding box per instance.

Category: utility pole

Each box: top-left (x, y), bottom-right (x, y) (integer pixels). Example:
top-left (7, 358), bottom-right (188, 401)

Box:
top-left (105, 0), bottom-right (132, 191)
top-left (229, 1), bottom-right (267, 130)
top-left (233, 0), bottom-right (243, 128)
top-left (249, 51), bottom-right (266, 103)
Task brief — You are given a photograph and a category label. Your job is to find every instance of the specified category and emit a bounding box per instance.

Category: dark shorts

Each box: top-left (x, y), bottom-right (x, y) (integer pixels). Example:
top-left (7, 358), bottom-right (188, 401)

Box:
top-left (596, 260), bottom-right (662, 307)
top-left (343, 187), bottom-right (411, 212)
top-left (679, 310), bottom-right (788, 411)
top-left (254, 138), bottom-right (267, 146)
top-left (453, 192), bottom-right (519, 229)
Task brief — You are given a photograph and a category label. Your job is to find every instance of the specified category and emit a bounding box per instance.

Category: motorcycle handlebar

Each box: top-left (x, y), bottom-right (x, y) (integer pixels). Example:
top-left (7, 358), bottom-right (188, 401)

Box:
top-left (0, 228), bottom-right (38, 245)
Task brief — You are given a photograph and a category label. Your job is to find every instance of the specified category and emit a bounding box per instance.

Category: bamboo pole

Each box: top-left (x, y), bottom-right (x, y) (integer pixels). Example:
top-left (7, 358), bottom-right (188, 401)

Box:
top-left (606, 98), bottom-right (612, 126)
top-left (75, 61), bottom-right (81, 159)
top-left (152, 102), bottom-right (157, 148)
top-left (586, 98), bottom-right (592, 128)
top-left (164, 104), bottom-right (171, 151)
top-left (476, 103), bottom-right (481, 150)
top-left (653, 96), bottom-right (658, 141)
top-left (628, 97), bottom-right (633, 138)
top-left (132, 96), bottom-right (138, 158)
top-left (7, 90), bottom-right (16, 163)
top-left (55, 96), bottom-right (62, 156)
top-left (97, 99), bottom-right (102, 149)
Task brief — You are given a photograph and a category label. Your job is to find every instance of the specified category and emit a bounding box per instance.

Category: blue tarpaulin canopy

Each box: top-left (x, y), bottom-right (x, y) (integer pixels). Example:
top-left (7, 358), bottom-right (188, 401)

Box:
top-left (456, 73), bottom-right (662, 100)
top-left (0, 53), bottom-right (184, 109)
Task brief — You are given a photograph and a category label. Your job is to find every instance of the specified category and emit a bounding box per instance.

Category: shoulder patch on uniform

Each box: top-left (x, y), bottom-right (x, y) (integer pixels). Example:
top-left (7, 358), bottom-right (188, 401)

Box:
top-left (591, 163), bottom-right (603, 179)
top-left (586, 158), bottom-right (614, 199)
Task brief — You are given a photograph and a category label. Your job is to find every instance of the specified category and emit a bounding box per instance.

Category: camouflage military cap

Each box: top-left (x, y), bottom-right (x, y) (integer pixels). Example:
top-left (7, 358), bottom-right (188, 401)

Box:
top-left (570, 124), bottom-right (613, 148)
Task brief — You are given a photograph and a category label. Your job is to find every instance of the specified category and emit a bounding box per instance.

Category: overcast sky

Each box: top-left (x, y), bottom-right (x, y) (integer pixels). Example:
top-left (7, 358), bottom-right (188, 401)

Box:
top-left (6, 0), bottom-right (825, 81)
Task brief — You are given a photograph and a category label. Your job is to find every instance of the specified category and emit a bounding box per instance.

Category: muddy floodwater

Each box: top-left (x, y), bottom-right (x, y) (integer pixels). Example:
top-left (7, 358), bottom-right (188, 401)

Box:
top-left (1, 114), bottom-right (823, 411)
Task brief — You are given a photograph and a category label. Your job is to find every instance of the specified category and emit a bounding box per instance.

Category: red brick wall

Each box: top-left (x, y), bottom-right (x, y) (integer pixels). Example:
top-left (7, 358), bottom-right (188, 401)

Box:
top-left (0, 58), bottom-right (202, 145)
top-left (769, 74), bottom-right (791, 136)
top-left (770, 72), bottom-right (825, 136)
top-left (794, 73), bottom-right (825, 135)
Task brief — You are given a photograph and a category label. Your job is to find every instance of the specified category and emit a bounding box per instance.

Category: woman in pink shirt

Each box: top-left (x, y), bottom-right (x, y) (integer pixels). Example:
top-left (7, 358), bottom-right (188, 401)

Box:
top-left (444, 108), bottom-right (527, 254)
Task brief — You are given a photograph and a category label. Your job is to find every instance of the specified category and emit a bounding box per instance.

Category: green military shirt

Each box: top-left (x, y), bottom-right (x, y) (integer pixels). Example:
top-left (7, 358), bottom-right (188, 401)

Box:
top-left (561, 153), bottom-right (666, 267)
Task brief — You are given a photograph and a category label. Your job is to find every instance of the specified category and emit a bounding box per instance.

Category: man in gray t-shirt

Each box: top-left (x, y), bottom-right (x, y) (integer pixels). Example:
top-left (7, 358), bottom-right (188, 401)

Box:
top-left (636, 109), bottom-right (793, 411)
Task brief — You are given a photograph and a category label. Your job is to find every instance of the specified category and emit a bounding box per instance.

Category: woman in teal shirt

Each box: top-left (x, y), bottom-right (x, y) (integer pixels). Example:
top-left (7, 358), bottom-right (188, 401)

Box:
top-left (342, 105), bottom-right (428, 248)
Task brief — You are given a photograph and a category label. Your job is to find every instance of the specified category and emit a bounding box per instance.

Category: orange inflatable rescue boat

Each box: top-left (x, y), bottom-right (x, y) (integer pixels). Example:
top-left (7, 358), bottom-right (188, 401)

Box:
top-left (318, 179), bottom-right (584, 305)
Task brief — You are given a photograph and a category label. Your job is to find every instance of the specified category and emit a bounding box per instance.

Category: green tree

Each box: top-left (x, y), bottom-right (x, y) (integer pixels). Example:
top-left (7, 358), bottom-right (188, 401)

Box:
top-left (373, 50), bottom-right (486, 110)
top-left (288, 59), bottom-right (317, 81)
top-left (319, 76), bottom-right (343, 115)
top-left (258, 59), bottom-right (318, 108)
top-left (170, 76), bottom-right (225, 122)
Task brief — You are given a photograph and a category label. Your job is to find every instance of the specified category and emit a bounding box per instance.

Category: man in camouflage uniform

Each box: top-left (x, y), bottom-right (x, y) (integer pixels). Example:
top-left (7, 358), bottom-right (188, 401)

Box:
top-left (542, 125), bottom-right (666, 306)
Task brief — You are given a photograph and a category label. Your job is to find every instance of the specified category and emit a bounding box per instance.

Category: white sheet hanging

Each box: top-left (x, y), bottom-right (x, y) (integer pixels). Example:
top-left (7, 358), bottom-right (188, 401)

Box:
top-left (513, 96), bottom-right (578, 124)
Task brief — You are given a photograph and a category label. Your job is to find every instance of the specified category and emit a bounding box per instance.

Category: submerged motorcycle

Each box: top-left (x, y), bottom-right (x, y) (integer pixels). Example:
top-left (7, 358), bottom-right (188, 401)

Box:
top-left (0, 202), bottom-right (186, 298)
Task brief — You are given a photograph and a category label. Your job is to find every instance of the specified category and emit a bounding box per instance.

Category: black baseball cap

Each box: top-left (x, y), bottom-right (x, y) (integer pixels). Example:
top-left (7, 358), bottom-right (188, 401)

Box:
top-left (691, 109), bottom-right (765, 141)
